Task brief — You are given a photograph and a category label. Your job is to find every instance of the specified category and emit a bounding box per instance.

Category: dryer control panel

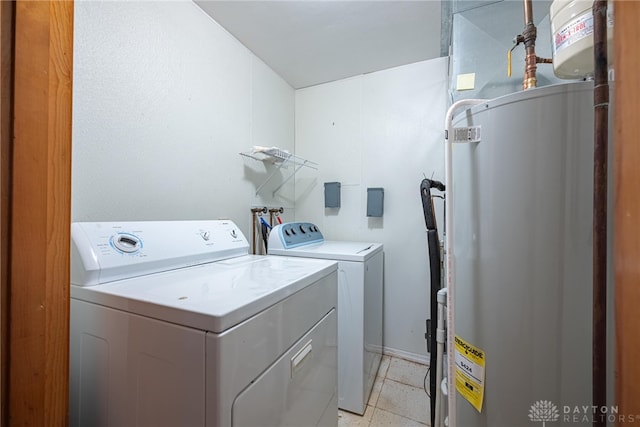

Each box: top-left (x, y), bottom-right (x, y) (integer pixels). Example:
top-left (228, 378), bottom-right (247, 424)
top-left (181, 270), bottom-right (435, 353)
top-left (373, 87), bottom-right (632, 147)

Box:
top-left (269, 222), bottom-right (324, 250)
top-left (71, 220), bottom-right (249, 286)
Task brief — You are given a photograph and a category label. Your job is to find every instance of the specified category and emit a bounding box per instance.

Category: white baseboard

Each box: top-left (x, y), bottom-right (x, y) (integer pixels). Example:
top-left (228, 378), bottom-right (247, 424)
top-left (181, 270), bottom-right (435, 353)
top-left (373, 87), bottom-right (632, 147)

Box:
top-left (382, 346), bottom-right (430, 366)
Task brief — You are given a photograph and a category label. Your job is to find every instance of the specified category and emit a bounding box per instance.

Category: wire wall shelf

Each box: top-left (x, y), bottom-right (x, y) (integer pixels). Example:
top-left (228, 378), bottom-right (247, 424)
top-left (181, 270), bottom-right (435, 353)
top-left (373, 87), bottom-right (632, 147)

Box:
top-left (240, 146), bottom-right (318, 197)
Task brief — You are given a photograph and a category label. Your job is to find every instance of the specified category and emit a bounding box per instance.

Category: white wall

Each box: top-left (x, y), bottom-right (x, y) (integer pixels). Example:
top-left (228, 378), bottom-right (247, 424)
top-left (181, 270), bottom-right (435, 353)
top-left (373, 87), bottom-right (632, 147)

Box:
top-left (74, 1), bottom-right (449, 359)
top-left (295, 57), bottom-right (448, 360)
top-left (72, 1), bottom-right (295, 239)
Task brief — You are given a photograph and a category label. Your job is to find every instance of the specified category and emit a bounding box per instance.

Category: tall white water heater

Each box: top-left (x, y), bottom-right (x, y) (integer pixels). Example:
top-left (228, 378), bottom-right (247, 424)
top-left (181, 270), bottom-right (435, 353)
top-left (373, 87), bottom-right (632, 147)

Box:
top-left (451, 81), bottom-right (594, 426)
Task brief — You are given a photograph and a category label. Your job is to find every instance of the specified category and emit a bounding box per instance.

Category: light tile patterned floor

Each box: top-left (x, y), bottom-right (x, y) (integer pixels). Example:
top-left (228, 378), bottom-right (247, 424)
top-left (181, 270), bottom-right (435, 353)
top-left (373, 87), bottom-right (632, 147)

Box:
top-left (338, 355), bottom-right (431, 427)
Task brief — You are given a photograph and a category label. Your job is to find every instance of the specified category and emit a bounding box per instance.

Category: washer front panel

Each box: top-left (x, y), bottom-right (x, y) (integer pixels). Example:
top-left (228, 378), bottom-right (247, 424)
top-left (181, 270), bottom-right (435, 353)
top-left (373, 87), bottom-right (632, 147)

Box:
top-left (71, 220), bottom-right (249, 286)
top-left (274, 222), bottom-right (324, 249)
top-left (269, 222), bottom-right (382, 262)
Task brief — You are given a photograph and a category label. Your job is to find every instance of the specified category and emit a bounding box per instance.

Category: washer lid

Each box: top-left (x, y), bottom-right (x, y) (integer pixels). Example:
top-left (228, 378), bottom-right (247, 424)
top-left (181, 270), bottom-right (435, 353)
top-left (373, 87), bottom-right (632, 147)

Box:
top-left (270, 240), bottom-right (383, 262)
top-left (71, 255), bottom-right (337, 333)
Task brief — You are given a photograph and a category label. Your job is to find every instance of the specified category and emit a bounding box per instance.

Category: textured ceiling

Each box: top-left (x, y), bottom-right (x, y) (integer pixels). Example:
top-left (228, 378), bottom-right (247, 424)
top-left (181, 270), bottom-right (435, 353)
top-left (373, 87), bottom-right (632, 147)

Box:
top-left (195, 1), bottom-right (443, 89)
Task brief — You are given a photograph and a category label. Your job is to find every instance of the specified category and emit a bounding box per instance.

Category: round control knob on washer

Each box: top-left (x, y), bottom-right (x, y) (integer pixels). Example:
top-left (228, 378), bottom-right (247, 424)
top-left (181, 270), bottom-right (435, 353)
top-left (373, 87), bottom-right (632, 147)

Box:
top-left (200, 231), bottom-right (211, 241)
top-left (291, 228), bottom-right (296, 235)
top-left (112, 233), bottom-right (141, 254)
top-left (284, 229), bottom-right (290, 236)
top-left (299, 225), bottom-right (306, 234)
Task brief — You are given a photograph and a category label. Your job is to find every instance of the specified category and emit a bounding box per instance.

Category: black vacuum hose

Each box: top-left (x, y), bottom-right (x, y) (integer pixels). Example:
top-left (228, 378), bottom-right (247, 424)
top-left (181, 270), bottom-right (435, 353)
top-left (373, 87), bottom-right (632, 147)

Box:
top-left (420, 178), bottom-right (445, 427)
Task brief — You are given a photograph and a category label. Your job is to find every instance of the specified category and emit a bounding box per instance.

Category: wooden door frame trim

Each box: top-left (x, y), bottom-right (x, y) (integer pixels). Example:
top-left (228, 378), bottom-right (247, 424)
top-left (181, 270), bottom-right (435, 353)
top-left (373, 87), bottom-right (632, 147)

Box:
top-left (8, 1), bottom-right (73, 425)
top-left (0, 0), bottom-right (14, 424)
top-left (614, 0), bottom-right (640, 419)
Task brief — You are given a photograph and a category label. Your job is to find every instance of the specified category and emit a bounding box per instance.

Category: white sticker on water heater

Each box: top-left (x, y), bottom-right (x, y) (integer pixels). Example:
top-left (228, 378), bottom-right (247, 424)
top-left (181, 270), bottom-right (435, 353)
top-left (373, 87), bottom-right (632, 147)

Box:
top-left (453, 126), bottom-right (481, 143)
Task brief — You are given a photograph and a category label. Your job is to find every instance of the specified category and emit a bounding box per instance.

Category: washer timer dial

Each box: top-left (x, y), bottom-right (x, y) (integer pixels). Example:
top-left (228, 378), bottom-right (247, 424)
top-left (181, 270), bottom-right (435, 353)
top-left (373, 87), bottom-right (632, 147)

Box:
top-left (111, 233), bottom-right (142, 254)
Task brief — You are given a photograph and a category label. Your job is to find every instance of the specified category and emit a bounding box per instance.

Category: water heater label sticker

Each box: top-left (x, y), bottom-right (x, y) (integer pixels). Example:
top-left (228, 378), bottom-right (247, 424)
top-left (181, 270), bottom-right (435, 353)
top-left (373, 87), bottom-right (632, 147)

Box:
top-left (553, 12), bottom-right (593, 55)
top-left (454, 335), bottom-right (485, 413)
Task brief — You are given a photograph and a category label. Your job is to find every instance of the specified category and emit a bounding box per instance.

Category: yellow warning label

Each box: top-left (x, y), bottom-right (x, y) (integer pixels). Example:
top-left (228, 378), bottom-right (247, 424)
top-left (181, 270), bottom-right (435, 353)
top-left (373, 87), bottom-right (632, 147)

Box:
top-left (454, 335), bottom-right (486, 413)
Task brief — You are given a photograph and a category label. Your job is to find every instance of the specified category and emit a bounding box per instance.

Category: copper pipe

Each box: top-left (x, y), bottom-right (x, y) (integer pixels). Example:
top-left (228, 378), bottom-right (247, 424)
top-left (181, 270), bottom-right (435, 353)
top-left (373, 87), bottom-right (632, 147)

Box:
top-left (268, 207), bottom-right (283, 227)
top-left (268, 207), bottom-right (284, 227)
top-left (250, 208), bottom-right (259, 254)
top-left (523, 0), bottom-right (532, 23)
top-left (522, 0), bottom-right (537, 89)
top-left (250, 207), bottom-right (267, 254)
top-left (513, 0), bottom-right (552, 90)
top-left (592, 1), bottom-right (608, 425)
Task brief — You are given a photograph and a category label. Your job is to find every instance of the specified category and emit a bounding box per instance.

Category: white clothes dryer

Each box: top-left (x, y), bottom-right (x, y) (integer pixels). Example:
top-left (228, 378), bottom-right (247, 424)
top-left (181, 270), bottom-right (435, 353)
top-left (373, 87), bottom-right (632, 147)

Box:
top-left (268, 222), bottom-right (383, 415)
top-left (70, 220), bottom-right (338, 427)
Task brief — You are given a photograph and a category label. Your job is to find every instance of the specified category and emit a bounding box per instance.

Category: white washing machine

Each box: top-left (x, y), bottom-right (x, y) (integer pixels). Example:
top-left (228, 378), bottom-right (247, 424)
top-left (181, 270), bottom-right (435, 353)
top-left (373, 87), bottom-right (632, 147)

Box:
top-left (268, 222), bottom-right (383, 415)
top-left (69, 220), bottom-right (338, 427)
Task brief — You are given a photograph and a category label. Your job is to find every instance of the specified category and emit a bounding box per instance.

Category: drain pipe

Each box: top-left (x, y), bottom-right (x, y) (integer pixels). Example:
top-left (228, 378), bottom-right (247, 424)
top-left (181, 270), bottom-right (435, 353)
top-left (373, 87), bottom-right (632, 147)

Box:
top-left (444, 99), bottom-right (486, 427)
top-left (592, 0), bottom-right (608, 425)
